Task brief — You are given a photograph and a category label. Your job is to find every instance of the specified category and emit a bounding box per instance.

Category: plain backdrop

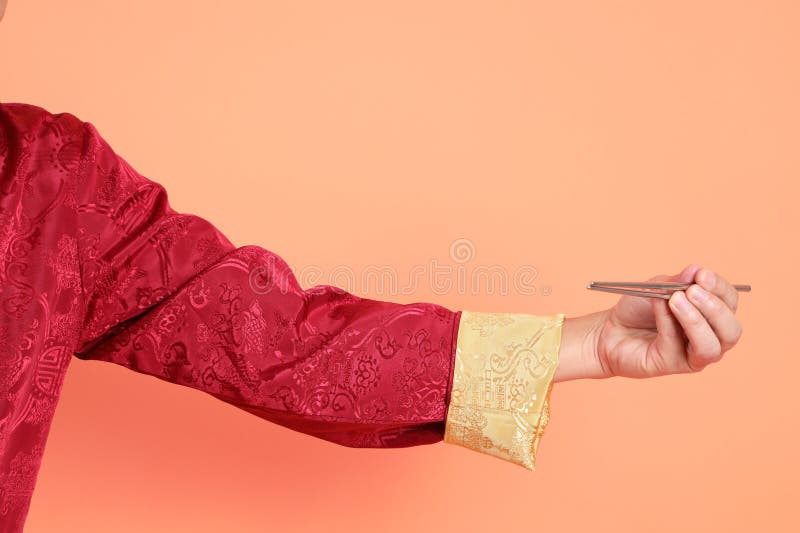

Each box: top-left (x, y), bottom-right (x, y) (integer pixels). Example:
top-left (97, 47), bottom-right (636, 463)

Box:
top-left (1, 1), bottom-right (797, 532)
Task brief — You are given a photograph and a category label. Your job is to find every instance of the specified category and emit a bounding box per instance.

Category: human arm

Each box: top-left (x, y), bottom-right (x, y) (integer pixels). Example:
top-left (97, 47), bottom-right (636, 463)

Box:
top-left (0, 102), bottom-right (744, 474)
top-left (50, 107), bottom-right (560, 469)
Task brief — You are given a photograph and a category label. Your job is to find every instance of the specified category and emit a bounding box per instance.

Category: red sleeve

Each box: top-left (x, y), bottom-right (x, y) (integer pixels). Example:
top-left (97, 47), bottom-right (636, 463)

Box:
top-left (70, 118), bottom-right (462, 449)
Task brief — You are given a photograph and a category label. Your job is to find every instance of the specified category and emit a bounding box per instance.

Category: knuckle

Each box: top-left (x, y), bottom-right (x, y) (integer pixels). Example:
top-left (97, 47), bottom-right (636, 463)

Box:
top-left (721, 323), bottom-right (743, 351)
top-left (731, 322), bottom-right (743, 344)
top-left (692, 339), bottom-right (721, 363)
top-left (686, 347), bottom-right (705, 372)
top-left (703, 342), bottom-right (723, 362)
top-left (685, 308), bottom-right (704, 327)
top-left (687, 358), bottom-right (706, 373)
top-left (703, 291), bottom-right (722, 312)
top-left (708, 348), bottom-right (723, 363)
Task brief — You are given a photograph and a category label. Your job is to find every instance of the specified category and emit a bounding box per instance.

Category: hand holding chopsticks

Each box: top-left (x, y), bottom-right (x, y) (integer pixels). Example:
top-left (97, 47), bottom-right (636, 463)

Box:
top-left (562, 265), bottom-right (746, 381)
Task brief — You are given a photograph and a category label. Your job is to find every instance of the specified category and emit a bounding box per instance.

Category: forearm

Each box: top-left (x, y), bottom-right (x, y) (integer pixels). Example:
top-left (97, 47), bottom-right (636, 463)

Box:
top-left (554, 310), bottom-right (610, 382)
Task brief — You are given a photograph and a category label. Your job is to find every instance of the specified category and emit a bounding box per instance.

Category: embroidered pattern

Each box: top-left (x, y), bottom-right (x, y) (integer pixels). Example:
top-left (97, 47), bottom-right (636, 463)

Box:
top-left (444, 310), bottom-right (564, 470)
top-left (0, 103), bottom-right (463, 531)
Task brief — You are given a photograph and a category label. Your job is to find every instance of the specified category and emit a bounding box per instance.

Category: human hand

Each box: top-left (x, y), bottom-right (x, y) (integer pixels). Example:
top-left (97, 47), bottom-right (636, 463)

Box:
top-left (591, 264), bottom-right (744, 378)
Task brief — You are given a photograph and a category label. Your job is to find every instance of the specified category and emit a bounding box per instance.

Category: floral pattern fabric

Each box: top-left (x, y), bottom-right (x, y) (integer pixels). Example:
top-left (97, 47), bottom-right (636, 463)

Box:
top-left (0, 102), bottom-right (461, 532)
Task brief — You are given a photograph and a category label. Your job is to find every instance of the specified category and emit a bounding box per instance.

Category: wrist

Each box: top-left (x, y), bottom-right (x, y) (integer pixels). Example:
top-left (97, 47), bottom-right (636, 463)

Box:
top-left (554, 309), bottom-right (610, 382)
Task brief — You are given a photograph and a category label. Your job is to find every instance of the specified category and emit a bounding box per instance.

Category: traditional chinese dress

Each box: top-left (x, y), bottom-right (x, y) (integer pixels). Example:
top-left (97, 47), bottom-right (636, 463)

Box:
top-left (0, 102), bottom-right (564, 532)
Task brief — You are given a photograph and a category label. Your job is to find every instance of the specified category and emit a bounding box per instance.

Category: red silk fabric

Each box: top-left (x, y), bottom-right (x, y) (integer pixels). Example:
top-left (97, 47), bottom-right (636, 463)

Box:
top-left (0, 103), bottom-right (461, 532)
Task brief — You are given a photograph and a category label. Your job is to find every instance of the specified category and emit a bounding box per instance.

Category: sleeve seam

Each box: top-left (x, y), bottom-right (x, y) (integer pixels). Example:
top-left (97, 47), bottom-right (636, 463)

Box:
top-left (442, 309), bottom-right (461, 423)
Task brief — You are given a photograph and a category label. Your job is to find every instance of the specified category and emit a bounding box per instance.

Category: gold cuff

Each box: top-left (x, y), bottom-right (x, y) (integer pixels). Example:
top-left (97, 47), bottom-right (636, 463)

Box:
top-left (444, 310), bottom-right (565, 470)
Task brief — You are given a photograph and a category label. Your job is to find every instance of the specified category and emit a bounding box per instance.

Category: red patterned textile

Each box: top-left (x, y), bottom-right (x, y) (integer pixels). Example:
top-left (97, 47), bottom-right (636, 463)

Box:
top-left (0, 103), bottom-right (461, 532)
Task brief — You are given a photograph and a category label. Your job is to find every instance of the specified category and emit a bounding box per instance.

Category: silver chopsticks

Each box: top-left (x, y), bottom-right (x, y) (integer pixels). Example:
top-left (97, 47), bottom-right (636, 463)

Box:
top-left (587, 281), bottom-right (752, 300)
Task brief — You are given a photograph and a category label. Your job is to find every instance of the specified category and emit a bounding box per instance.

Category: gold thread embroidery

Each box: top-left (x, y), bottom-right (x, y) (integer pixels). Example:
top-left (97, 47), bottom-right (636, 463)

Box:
top-left (444, 310), bottom-right (565, 471)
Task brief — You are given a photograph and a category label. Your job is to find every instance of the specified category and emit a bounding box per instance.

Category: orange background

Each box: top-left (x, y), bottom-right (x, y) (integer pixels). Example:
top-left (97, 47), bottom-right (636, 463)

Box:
top-left (2, 1), bottom-right (797, 532)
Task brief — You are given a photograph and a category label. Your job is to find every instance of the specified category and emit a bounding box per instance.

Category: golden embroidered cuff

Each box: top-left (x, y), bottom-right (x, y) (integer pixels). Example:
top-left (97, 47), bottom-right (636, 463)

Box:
top-left (444, 310), bottom-right (565, 471)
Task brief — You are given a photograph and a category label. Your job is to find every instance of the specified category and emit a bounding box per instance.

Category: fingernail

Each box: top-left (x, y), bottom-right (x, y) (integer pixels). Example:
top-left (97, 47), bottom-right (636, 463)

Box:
top-left (699, 269), bottom-right (715, 289)
top-left (687, 284), bottom-right (709, 304)
top-left (670, 291), bottom-right (691, 313)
